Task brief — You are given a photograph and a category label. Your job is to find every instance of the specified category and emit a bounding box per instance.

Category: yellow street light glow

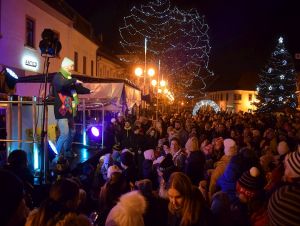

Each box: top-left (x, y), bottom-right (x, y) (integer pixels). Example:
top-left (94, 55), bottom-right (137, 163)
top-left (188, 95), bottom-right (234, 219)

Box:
top-left (147, 68), bottom-right (155, 77)
top-left (134, 67), bottom-right (143, 77)
top-left (151, 79), bottom-right (157, 86)
top-left (158, 88), bottom-right (162, 93)
top-left (163, 88), bottom-right (168, 94)
top-left (160, 80), bottom-right (166, 87)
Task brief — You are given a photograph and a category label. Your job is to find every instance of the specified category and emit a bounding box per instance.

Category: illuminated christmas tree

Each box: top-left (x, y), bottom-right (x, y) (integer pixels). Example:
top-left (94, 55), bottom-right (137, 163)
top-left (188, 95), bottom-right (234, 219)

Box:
top-left (119, 0), bottom-right (212, 97)
top-left (255, 37), bottom-right (298, 112)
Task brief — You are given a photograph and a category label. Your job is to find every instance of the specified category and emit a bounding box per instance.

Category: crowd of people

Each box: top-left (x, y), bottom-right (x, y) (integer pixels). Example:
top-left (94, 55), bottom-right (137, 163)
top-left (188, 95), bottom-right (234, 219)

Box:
top-left (1, 110), bottom-right (300, 226)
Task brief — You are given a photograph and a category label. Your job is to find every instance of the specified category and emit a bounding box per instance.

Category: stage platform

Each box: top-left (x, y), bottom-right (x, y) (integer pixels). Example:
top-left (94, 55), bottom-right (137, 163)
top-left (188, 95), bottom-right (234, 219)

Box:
top-left (35, 144), bottom-right (107, 185)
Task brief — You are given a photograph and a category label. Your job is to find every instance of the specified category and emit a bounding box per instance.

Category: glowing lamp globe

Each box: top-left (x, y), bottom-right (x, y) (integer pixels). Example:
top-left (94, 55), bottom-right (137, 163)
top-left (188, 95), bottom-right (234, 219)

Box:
top-left (151, 79), bottom-right (157, 86)
top-left (135, 67), bottom-right (143, 77)
top-left (147, 68), bottom-right (155, 77)
top-left (160, 80), bottom-right (166, 87)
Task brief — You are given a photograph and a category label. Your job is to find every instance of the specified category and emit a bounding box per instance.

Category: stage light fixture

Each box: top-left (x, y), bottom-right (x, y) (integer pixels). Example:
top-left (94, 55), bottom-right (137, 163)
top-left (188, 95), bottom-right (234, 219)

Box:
top-left (86, 125), bottom-right (102, 145)
top-left (0, 67), bottom-right (18, 93)
top-left (39, 29), bottom-right (62, 57)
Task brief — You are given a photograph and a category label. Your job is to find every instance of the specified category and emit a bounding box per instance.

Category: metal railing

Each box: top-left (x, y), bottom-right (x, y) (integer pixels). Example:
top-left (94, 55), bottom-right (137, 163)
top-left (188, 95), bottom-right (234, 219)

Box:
top-left (0, 96), bottom-right (105, 183)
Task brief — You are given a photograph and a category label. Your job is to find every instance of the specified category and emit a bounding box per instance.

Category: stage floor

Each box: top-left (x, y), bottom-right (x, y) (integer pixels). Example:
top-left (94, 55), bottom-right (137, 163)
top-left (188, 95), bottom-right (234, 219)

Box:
top-left (49, 145), bottom-right (103, 173)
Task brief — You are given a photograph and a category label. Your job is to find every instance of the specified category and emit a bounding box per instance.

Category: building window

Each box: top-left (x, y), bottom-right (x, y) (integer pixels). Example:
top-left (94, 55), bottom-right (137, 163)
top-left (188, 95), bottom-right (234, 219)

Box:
top-left (234, 94), bottom-right (242, 100)
top-left (25, 17), bottom-right (35, 48)
top-left (74, 52), bottom-right (78, 71)
top-left (83, 56), bottom-right (86, 74)
top-left (249, 94), bottom-right (252, 101)
top-left (226, 93), bottom-right (229, 101)
top-left (91, 60), bottom-right (94, 76)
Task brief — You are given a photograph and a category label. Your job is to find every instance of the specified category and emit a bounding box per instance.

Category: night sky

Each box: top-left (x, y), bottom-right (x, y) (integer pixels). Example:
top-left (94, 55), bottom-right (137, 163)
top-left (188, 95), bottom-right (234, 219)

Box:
top-left (65, 0), bottom-right (300, 78)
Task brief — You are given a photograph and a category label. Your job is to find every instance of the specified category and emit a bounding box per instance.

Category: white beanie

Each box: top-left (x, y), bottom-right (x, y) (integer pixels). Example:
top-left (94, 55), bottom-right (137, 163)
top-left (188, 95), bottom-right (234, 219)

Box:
top-left (105, 191), bottom-right (146, 226)
top-left (277, 141), bottom-right (290, 156)
top-left (61, 57), bottom-right (74, 68)
top-left (223, 138), bottom-right (237, 156)
top-left (144, 149), bottom-right (155, 160)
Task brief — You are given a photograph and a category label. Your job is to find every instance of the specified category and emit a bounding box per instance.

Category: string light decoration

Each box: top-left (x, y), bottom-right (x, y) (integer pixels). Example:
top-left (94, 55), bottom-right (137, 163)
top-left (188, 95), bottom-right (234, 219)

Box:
top-left (119, 0), bottom-right (213, 98)
top-left (255, 36), bottom-right (298, 112)
top-left (192, 100), bottom-right (220, 115)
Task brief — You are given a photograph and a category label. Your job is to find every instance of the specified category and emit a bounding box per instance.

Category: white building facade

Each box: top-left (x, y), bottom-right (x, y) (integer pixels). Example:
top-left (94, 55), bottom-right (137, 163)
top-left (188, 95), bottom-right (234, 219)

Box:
top-left (0, 0), bottom-right (99, 76)
top-left (206, 90), bottom-right (258, 113)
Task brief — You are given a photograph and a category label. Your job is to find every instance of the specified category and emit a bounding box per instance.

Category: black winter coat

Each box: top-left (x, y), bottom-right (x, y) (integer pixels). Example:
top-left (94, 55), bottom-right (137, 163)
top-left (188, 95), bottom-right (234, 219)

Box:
top-left (185, 151), bottom-right (206, 186)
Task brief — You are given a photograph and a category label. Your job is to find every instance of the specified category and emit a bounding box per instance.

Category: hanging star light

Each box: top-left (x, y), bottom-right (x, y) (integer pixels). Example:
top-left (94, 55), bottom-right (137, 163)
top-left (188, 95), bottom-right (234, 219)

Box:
top-left (119, 0), bottom-right (212, 97)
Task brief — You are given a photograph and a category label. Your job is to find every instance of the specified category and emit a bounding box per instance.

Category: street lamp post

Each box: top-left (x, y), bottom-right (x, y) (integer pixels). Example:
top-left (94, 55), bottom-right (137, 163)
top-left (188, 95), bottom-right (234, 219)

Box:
top-left (135, 65), bottom-right (156, 114)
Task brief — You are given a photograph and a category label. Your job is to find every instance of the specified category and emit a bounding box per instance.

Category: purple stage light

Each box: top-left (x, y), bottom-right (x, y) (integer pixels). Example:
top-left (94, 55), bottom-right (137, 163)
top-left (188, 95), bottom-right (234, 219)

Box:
top-left (91, 126), bottom-right (100, 137)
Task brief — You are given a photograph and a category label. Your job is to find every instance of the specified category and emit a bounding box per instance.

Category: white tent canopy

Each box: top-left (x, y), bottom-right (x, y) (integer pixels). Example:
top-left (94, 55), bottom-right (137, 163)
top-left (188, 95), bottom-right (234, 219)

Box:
top-left (16, 81), bottom-right (141, 111)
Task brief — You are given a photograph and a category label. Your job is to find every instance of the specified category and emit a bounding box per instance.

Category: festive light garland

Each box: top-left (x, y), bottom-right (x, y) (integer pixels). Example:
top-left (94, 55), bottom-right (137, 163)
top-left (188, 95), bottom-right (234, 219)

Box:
top-left (192, 100), bottom-right (220, 115)
top-left (119, 0), bottom-right (213, 98)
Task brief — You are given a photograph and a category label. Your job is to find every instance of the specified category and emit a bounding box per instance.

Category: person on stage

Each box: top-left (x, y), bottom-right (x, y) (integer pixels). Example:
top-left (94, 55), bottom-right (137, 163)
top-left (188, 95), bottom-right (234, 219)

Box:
top-left (52, 57), bottom-right (91, 158)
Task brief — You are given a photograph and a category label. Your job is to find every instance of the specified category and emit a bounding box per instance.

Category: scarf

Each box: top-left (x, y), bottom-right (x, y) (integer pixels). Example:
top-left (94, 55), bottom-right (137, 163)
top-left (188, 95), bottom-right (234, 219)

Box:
top-left (59, 68), bottom-right (79, 116)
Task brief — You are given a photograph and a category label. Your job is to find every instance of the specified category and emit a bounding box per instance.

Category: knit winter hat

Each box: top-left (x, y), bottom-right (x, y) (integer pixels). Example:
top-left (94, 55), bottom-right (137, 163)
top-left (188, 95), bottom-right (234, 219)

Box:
top-left (121, 150), bottom-right (134, 167)
top-left (61, 57), bottom-right (74, 68)
top-left (105, 191), bottom-right (146, 226)
top-left (285, 149), bottom-right (300, 178)
top-left (277, 141), bottom-right (290, 156)
top-left (144, 149), bottom-right (155, 160)
top-left (0, 170), bottom-right (24, 226)
top-left (223, 138), bottom-right (237, 156)
top-left (107, 165), bottom-right (122, 179)
top-left (268, 184), bottom-right (300, 226)
top-left (236, 167), bottom-right (265, 200)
